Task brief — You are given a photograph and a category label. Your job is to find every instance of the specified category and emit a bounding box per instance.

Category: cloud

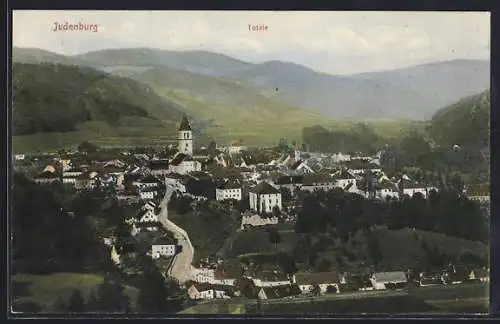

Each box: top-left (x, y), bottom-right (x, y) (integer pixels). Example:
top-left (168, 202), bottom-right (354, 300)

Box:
top-left (12, 10), bottom-right (490, 74)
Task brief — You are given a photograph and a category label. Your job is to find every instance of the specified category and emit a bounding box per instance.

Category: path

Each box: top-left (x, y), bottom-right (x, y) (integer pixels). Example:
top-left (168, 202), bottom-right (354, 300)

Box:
top-left (157, 184), bottom-right (195, 284)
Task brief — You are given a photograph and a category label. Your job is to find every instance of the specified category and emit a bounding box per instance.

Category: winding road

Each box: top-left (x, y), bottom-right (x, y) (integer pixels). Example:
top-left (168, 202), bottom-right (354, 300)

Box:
top-left (158, 184), bottom-right (195, 284)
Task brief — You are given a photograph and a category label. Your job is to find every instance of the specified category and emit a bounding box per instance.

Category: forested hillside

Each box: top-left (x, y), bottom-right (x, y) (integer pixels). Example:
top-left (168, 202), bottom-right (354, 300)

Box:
top-left (427, 89), bottom-right (490, 149)
top-left (12, 63), bottom-right (185, 136)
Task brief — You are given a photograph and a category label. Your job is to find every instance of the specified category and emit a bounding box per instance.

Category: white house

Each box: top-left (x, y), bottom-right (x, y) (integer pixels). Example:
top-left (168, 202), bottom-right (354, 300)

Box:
top-left (164, 174), bottom-right (187, 193)
top-left (398, 178), bottom-right (438, 198)
top-left (250, 269), bottom-right (291, 288)
top-left (192, 267), bottom-right (216, 283)
top-left (187, 283), bottom-right (233, 300)
top-left (301, 174), bottom-right (336, 192)
top-left (169, 153), bottom-right (202, 175)
top-left (135, 209), bottom-right (157, 223)
top-left (142, 201), bottom-right (157, 212)
top-left (14, 154), bottom-right (25, 161)
top-left (62, 168), bottom-right (84, 185)
top-left (151, 244), bottom-right (177, 259)
top-left (148, 160), bottom-right (170, 177)
top-left (240, 213), bottom-right (278, 230)
top-left (375, 178), bottom-right (399, 200)
top-left (290, 160), bottom-right (314, 174)
top-left (139, 187), bottom-right (159, 201)
top-left (216, 181), bottom-right (242, 201)
top-left (330, 152), bottom-right (351, 163)
top-left (333, 170), bottom-right (358, 188)
top-left (293, 272), bottom-right (342, 294)
top-left (249, 182), bottom-right (282, 214)
top-left (135, 175), bottom-right (161, 189)
top-left (370, 271), bottom-right (408, 290)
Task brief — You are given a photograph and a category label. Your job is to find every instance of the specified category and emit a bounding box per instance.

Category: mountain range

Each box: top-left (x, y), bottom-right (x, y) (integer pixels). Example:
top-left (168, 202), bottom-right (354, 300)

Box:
top-left (12, 47), bottom-right (490, 120)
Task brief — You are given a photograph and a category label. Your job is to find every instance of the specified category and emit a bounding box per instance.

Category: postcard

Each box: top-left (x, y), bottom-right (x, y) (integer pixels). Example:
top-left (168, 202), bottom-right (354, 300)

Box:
top-left (10, 10), bottom-right (490, 316)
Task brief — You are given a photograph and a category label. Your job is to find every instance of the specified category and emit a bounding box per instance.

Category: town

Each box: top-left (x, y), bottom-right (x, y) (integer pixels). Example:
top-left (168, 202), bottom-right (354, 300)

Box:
top-left (12, 114), bottom-right (490, 313)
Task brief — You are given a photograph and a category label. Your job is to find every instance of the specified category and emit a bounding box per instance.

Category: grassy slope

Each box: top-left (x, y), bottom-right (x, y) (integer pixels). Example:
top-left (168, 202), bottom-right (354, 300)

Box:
top-left (113, 66), bottom-right (334, 145)
top-left (11, 273), bottom-right (139, 312)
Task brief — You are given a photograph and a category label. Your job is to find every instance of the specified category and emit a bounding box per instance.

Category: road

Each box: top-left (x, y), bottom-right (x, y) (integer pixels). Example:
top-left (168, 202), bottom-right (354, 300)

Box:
top-left (157, 184), bottom-right (195, 284)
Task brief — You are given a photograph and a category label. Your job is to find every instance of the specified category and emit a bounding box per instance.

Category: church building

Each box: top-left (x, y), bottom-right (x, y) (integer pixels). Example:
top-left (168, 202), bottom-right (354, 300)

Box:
top-left (169, 115), bottom-right (202, 175)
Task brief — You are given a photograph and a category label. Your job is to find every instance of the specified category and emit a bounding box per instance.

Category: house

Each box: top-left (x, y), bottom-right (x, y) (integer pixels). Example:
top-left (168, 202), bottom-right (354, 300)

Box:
top-left (418, 272), bottom-right (445, 287)
top-left (103, 159), bottom-right (126, 169)
top-left (33, 170), bottom-right (60, 184)
top-left (289, 160), bottom-right (314, 174)
top-left (370, 271), bottom-right (408, 290)
top-left (75, 171), bottom-right (98, 190)
top-left (251, 269), bottom-right (291, 288)
top-left (135, 174), bottom-right (161, 189)
top-left (469, 268), bottom-right (489, 283)
top-left (375, 178), bottom-right (399, 200)
top-left (257, 285), bottom-right (301, 300)
top-left (169, 153), bottom-right (202, 175)
top-left (301, 174), bottom-right (336, 192)
top-left (151, 244), bottom-right (177, 259)
top-left (14, 154), bottom-right (25, 161)
top-left (212, 263), bottom-right (242, 286)
top-left (466, 184), bottom-right (490, 202)
top-left (274, 175), bottom-right (304, 193)
top-left (147, 160), bottom-right (170, 177)
top-left (131, 221), bottom-right (163, 235)
top-left (249, 182), bottom-right (282, 214)
top-left (134, 209), bottom-right (158, 223)
top-left (192, 267), bottom-right (216, 283)
top-left (398, 177), bottom-right (438, 198)
top-left (139, 186), bottom-right (159, 201)
top-left (116, 187), bottom-right (140, 202)
top-left (333, 170), bottom-right (357, 188)
top-left (240, 213), bottom-right (278, 230)
top-left (187, 283), bottom-right (234, 300)
top-left (216, 181), bottom-right (242, 201)
top-left (62, 167), bottom-right (84, 185)
top-left (343, 274), bottom-right (374, 291)
top-left (292, 272), bottom-right (342, 294)
top-left (164, 173), bottom-right (188, 193)
top-left (142, 201), bottom-right (159, 213)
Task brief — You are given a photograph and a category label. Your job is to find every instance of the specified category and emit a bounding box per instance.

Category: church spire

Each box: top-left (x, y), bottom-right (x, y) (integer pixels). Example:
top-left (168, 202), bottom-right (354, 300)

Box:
top-left (179, 114), bottom-right (191, 131)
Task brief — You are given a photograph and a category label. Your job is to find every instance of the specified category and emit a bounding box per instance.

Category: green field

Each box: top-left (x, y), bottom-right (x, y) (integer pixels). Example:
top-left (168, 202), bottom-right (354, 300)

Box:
top-left (11, 273), bottom-right (139, 313)
top-left (12, 118), bottom-right (415, 154)
top-left (180, 283), bottom-right (489, 315)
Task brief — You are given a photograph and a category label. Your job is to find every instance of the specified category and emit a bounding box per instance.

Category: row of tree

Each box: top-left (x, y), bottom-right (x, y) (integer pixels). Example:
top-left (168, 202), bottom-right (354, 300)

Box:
top-left (294, 188), bottom-right (488, 243)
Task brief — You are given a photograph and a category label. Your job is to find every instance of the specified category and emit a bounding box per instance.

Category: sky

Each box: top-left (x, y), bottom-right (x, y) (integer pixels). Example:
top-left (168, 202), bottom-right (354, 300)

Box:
top-left (12, 10), bottom-right (490, 75)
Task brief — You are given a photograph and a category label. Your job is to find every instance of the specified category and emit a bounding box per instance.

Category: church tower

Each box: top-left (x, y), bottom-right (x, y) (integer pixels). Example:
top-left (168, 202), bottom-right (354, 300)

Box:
top-left (178, 115), bottom-right (193, 155)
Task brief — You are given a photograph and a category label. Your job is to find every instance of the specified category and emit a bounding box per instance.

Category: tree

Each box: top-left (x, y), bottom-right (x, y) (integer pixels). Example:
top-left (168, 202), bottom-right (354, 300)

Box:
top-left (95, 278), bottom-right (129, 313)
top-left (137, 262), bottom-right (178, 313)
top-left (267, 228), bottom-right (282, 250)
top-left (207, 139), bottom-right (217, 155)
top-left (272, 205), bottom-right (281, 218)
top-left (68, 288), bottom-right (85, 313)
top-left (310, 284), bottom-right (321, 296)
top-left (77, 141), bottom-right (98, 154)
top-left (86, 289), bottom-right (100, 312)
top-left (280, 187), bottom-right (293, 202)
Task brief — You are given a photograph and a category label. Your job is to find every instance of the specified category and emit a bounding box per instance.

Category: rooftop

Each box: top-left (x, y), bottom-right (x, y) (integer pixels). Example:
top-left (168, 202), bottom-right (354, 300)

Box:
top-left (250, 182), bottom-right (280, 195)
top-left (294, 272), bottom-right (341, 285)
top-left (178, 115), bottom-right (192, 131)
